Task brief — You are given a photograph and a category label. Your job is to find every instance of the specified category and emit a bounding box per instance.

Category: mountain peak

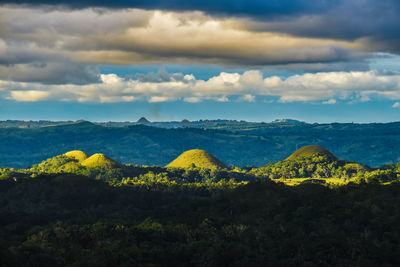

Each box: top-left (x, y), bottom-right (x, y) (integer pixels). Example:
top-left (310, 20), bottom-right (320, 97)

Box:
top-left (180, 119), bottom-right (190, 125)
top-left (272, 119), bottom-right (303, 124)
top-left (136, 117), bottom-right (151, 124)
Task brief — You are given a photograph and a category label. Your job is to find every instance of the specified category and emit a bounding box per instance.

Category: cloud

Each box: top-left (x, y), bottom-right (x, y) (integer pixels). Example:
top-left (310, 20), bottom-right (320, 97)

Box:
top-left (149, 96), bottom-right (174, 103)
top-left (323, 99), bottom-right (337, 104)
top-left (216, 96), bottom-right (229, 102)
top-left (2, 69), bottom-right (400, 104)
top-left (0, 62), bottom-right (100, 84)
top-left (10, 90), bottom-right (50, 101)
top-left (135, 68), bottom-right (189, 83)
top-left (393, 102), bottom-right (400, 108)
top-left (2, 1), bottom-right (400, 51)
top-left (0, 6), bottom-right (373, 84)
top-left (238, 94), bottom-right (256, 102)
top-left (183, 97), bottom-right (202, 103)
top-left (0, 0), bottom-right (342, 16)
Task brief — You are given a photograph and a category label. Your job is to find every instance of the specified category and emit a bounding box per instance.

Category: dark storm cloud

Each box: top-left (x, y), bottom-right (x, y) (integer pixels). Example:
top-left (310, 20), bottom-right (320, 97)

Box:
top-left (0, 1), bottom-right (398, 85)
top-left (0, 62), bottom-right (100, 84)
top-left (245, 0), bottom-right (400, 42)
top-left (2, 0), bottom-right (400, 51)
top-left (1, 0), bottom-right (337, 16)
top-left (0, 38), bottom-right (101, 84)
top-left (0, 6), bottom-right (368, 73)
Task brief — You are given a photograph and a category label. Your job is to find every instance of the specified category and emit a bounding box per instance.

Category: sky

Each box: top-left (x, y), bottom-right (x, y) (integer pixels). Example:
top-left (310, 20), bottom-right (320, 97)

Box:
top-left (0, 0), bottom-right (400, 123)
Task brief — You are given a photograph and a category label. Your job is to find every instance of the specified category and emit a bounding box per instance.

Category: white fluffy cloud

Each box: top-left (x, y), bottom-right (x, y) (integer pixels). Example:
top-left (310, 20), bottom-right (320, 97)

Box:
top-left (2, 70), bottom-right (400, 103)
top-left (323, 99), bottom-right (337, 104)
top-left (10, 90), bottom-right (50, 102)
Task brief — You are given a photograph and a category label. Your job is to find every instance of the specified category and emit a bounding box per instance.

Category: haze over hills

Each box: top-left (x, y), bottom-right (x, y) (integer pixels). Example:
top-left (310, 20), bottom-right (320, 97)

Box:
top-left (0, 118), bottom-right (304, 129)
top-left (1, 120), bottom-right (400, 168)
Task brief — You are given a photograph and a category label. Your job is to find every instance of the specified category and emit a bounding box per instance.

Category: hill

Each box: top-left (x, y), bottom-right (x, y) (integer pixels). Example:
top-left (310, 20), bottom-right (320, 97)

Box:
top-left (64, 150), bottom-right (88, 162)
top-left (136, 117), bottom-right (151, 124)
top-left (1, 121), bottom-right (400, 168)
top-left (166, 149), bottom-right (227, 169)
top-left (286, 145), bottom-right (337, 161)
top-left (31, 151), bottom-right (120, 173)
top-left (81, 153), bottom-right (120, 168)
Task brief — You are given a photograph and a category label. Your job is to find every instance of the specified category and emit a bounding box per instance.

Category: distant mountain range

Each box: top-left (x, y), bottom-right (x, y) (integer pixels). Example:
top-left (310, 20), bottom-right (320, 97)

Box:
top-left (0, 118), bottom-right (305, 129)
top-left (1, 119), bottom-right (400, 168)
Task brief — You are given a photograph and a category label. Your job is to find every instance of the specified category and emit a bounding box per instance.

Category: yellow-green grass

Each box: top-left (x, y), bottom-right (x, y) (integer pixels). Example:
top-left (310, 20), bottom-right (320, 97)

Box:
top-left (273, 177), bottom-right (350, 186)
top-left (166, 149), bottom-right (227, 169)
top-left (64, 150), bottom-right (89, 162)
top-left (286, 145), bottom-right (337, 161)
top-left (81, 153), bottom-right (120, 168)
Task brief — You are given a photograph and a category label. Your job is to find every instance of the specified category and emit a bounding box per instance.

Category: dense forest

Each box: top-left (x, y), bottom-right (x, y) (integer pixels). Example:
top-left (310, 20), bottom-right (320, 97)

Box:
top-left (2, 176), bottom-right (400, 266)
top-left (1, 120), bottom-right (400, 168)
top-left (1, 145), bottom-right (400, 266)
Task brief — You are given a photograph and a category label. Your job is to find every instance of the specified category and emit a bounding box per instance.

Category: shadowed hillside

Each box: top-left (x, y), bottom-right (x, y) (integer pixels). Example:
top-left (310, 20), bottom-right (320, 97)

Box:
top-left (2, 121), bottom-right (400, 168)
top-left (166, 149), bottom-right (227, 169)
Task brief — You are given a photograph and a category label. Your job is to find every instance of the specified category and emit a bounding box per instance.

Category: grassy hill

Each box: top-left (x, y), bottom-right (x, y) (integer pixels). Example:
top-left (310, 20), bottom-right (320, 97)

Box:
top-left (81, 153), bottom-right (120, 168)
top-left (31, 150), bottom-right (120, 173)
top-left (64, 150), bottom-right (88, 162)
top-left (21, 144), bottom-right (396, 186)
top-left (286, 145), bottom-right (337, 161)
top-left (166, 149), bottom-right (227, 169)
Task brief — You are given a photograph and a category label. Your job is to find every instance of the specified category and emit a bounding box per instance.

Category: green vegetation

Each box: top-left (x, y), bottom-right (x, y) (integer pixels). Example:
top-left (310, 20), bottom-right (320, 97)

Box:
top-left (250, 146), bottom-right (396, 185)
top-left (2, 144), bottom-right (400, 266)
top-left (254, 153), bottom-right (355, 180)
top-left (23, 150), bottom-right (255, 184)
top-left (30, 153), bottom-right (86, 175)
top-left (1, 175), bottom-right (400, 266)
top-left (166, 149), bottom-right (227, 169)
top-left (344, 162), bottom-right (370, 171)
top-left (4, 145), bottom-right (400, 186)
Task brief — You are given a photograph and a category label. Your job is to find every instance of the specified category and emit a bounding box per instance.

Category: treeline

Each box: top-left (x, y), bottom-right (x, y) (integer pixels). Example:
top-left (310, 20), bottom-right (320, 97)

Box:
top-left (2, 152), bottom-right (400, 186)
top-left (252, 153), bottom-right (400, 183)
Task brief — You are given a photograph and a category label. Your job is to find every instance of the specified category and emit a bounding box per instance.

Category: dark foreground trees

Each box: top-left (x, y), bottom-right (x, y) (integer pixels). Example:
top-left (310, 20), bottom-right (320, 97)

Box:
top-left (1, 175), bottom-right (400, 266)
